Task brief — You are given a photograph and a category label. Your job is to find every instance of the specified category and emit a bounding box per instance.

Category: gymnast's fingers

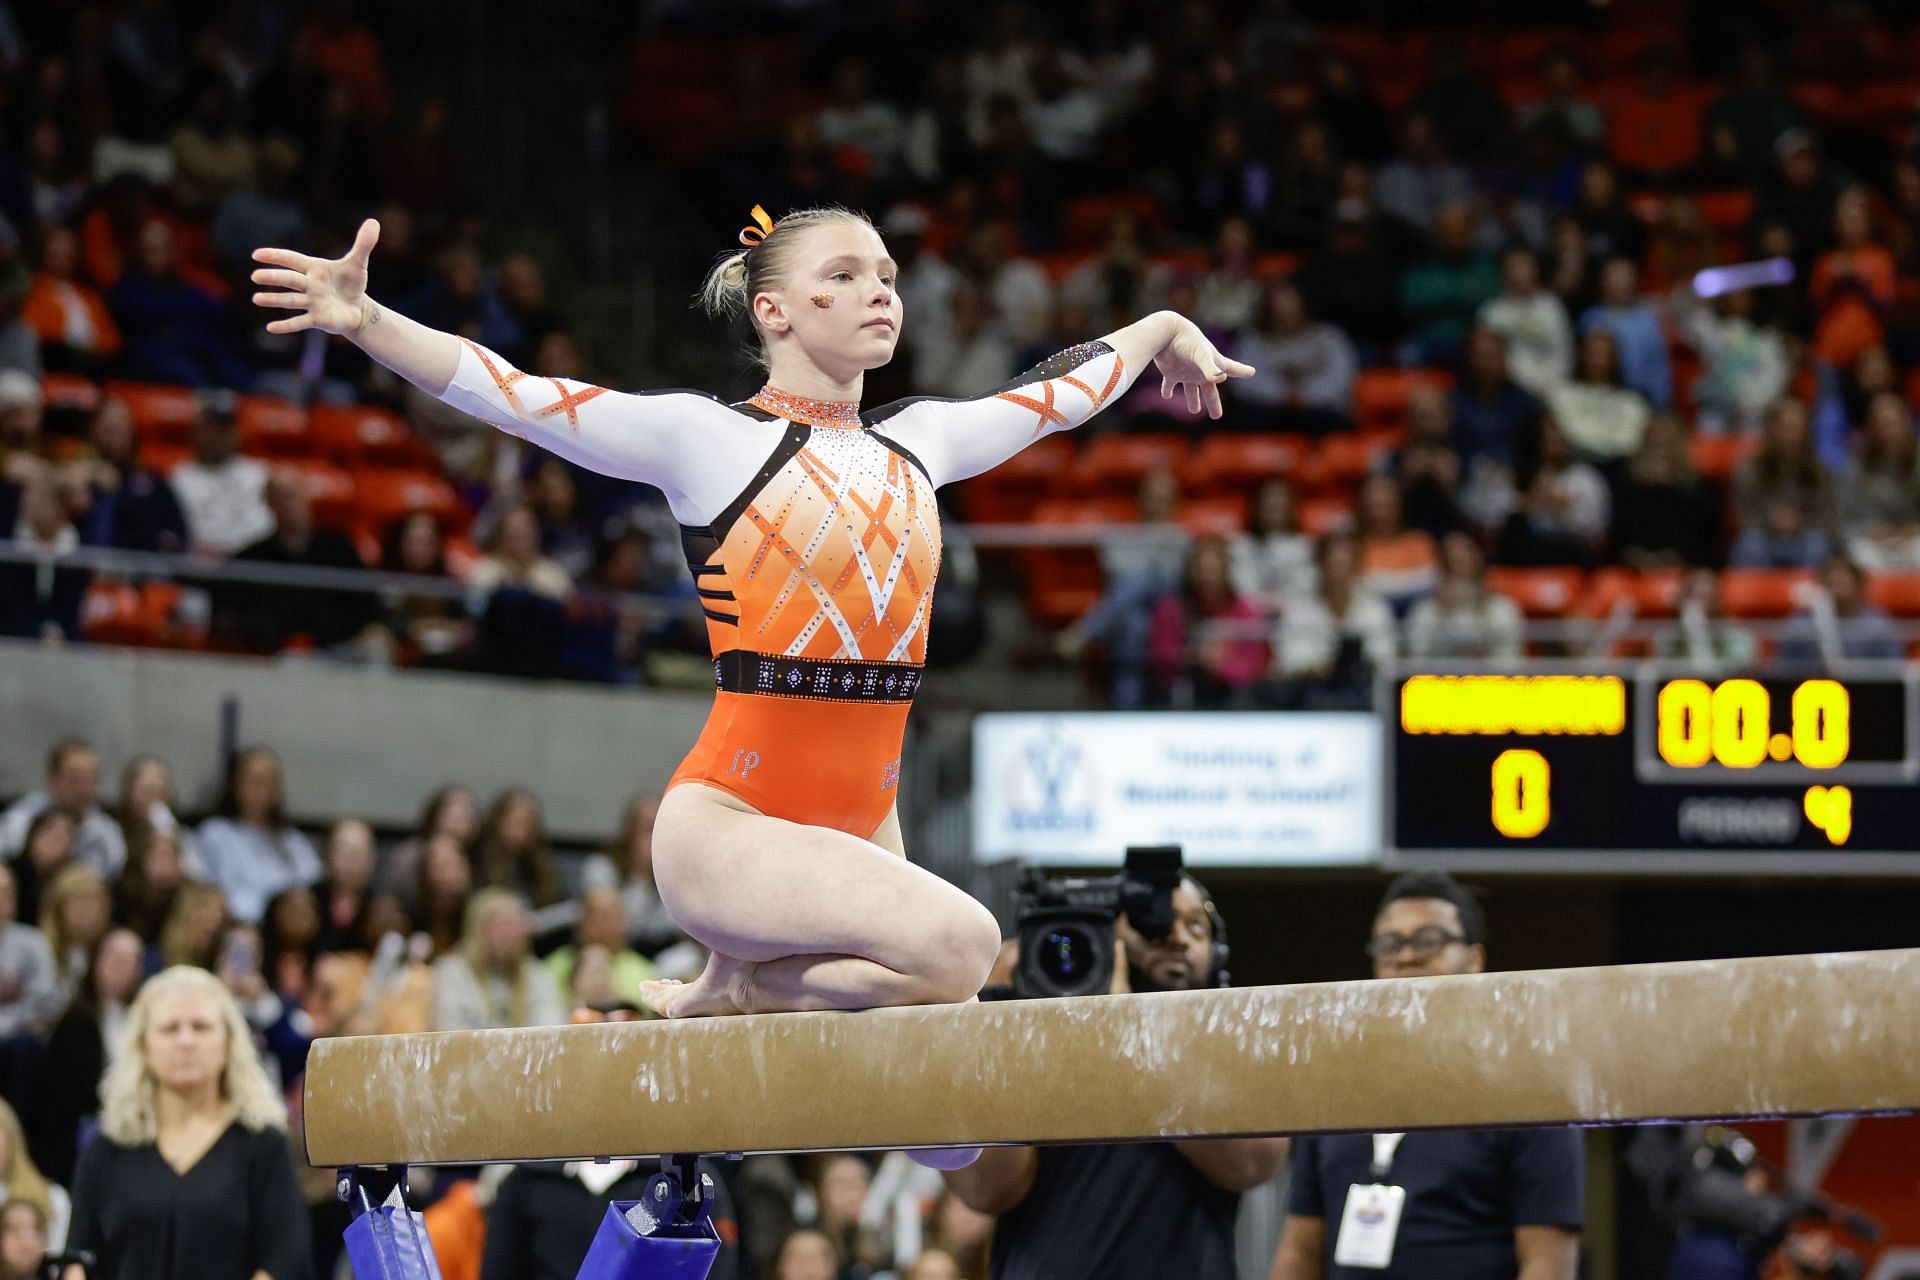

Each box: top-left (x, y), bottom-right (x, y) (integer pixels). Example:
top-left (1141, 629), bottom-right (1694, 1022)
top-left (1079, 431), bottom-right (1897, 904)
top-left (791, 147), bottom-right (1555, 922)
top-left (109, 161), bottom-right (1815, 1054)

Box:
top-left (1185, 382), bottom-right (1202, 414)
top-left (1202, 381), bottom-right (1226, 419)
top-left (253, 293), bottom-right (309, 309)
top-left (252, 246), bottom-right (319, 271)
top-left (1161, 374), bottom-right (1175, 399)
top-left (250, 268), bottom-right (308, 291)
top-left (266, 314), bottom-right (315, 335)
top-left (1218, 355), bottom-right (1256, 379)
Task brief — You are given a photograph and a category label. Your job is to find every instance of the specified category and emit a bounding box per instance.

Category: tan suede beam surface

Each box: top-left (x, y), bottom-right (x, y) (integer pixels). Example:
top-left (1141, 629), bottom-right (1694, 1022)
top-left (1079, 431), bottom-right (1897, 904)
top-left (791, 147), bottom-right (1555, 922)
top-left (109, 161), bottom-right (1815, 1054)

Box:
top-left (303, 948), bottom-right (1920, 1167)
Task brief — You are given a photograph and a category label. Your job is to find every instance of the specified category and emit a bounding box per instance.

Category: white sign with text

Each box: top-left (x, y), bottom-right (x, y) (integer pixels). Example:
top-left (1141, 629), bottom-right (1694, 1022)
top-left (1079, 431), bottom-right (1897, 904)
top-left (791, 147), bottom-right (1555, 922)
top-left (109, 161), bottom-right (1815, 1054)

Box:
top-left (972, 712), bottom-right (1381, 866)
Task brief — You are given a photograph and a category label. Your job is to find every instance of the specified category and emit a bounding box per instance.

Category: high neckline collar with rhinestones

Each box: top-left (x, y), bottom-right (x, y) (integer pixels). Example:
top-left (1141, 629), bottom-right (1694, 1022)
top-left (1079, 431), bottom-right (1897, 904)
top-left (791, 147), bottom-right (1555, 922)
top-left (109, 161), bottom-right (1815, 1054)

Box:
top-left (747, 385), bottom-right (864, 429)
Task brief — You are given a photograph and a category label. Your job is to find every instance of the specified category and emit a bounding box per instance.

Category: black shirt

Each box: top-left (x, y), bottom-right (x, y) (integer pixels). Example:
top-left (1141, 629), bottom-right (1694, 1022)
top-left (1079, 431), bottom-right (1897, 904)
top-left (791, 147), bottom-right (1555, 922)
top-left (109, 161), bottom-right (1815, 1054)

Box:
top-left (1287, 1130), bottom-right (1584, 1280)
top-left (481, 1161), bottom-right (739, 1280)
top-left (67, 1121), bottom-right (314, 1280)
top-left (991, 1143), bottom-right (1241, 1280)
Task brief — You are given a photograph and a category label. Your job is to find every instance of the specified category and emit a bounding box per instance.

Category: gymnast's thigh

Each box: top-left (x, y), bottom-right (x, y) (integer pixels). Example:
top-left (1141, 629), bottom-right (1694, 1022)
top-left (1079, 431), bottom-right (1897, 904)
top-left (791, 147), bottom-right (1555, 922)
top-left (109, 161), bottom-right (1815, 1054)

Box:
top-left (650, 781), bottom-right (991, 969)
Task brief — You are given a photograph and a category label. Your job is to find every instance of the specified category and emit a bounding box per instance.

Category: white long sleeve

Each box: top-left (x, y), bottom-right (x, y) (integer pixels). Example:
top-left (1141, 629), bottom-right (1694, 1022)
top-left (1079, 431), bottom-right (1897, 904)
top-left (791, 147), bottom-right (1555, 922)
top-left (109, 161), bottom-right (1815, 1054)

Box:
top-left (868, 342), bottom-right (1139, 487)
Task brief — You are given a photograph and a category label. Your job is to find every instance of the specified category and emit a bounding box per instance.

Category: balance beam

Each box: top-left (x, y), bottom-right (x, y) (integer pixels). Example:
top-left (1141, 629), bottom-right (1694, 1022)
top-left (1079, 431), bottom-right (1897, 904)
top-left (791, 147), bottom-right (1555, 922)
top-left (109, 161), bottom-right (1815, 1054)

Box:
top-left (303, 948), bottom-right (1920, 1167)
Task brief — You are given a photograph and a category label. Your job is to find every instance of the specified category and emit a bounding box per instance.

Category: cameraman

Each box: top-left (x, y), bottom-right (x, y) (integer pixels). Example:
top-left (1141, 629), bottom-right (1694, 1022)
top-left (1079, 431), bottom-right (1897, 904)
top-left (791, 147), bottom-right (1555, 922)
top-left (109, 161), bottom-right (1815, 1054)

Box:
top-left (941, 876), bottom-right (1289, 1279)
top-left (1270, 873), bottom-right (1583, 1280)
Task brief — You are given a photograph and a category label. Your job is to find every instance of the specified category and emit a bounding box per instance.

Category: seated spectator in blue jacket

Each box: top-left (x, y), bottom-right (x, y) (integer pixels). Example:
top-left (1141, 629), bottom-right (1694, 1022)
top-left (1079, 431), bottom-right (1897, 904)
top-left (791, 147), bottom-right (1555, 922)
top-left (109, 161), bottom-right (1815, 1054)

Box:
top-left (1728, 499), bottom-right (1832, 569)
top-left (71, 398), bottom-right (187, 553)
top-left (1777, 555), bottom-right (1903, 663)
top-left (1579, 257), bottom-right (1672, 410)
top-left (105, 220), bottom-right (252, 389)
top-left (1450, 328), bottom-right (1542, 472)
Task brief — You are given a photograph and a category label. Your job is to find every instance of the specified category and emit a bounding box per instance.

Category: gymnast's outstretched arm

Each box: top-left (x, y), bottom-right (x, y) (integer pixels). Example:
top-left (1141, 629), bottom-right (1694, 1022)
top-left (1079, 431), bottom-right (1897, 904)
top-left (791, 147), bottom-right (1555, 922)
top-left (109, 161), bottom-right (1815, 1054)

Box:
top-left (252, 219), bottom-right (742, 499)
top-left (870, 310), bottom-right (1253, 488)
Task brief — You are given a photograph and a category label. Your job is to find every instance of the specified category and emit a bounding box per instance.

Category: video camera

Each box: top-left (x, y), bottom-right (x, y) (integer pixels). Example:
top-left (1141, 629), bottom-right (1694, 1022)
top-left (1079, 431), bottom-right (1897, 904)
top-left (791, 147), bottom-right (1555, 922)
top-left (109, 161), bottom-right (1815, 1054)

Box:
top-left (1008, 844), bottom-right (1188, 999)
top-left (1628, 1126), bottom-right (1882, 1280)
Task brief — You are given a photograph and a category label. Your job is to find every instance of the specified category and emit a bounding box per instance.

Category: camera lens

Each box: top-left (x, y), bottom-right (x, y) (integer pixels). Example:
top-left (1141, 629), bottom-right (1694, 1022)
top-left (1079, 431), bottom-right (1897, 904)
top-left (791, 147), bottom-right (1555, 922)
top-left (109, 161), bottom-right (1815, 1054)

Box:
top-left (1039, 926), bottom-right (1096, 985)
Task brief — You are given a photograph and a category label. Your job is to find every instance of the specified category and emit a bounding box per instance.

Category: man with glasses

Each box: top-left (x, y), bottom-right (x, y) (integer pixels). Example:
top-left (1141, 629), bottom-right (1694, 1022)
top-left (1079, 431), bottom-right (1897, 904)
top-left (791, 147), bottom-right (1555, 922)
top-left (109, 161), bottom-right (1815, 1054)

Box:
top-left (1269, 872), bottom-right (1583, 1280)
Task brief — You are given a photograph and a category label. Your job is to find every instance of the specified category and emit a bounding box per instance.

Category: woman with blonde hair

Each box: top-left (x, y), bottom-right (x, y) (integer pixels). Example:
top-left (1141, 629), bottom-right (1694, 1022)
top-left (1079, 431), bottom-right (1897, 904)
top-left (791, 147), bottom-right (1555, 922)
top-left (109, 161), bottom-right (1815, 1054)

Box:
top-left (63, 966), bottom-right (310, 1280)
top-left (252, 206), bottom-right (1241, 1042)
top-left (0, 1098), bottom-right (66, 1251)
top-left (431, 889), bottom-right (566, 1031)
top-left (36, 864), bottom-right (110, 998)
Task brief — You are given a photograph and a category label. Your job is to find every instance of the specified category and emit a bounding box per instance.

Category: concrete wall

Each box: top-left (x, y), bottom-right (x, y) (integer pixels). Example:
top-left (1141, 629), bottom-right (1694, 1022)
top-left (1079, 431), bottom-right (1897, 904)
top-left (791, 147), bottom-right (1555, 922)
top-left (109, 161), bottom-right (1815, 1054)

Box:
top-left (0, 640), bottom-right (712, 840)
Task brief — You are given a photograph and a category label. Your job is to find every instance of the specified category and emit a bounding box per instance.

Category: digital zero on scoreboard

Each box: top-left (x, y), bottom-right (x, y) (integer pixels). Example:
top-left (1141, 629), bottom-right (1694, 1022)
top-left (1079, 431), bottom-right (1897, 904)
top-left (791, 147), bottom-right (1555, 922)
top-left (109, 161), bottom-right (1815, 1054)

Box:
top-left (1385, 664), bottom-right (1920, 872)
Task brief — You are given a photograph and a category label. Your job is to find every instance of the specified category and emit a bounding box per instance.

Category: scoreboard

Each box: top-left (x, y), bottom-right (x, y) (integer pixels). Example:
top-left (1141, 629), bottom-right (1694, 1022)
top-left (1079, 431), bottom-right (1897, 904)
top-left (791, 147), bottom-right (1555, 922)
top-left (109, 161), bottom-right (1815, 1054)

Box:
top-left (1384, 663), bottom-right (1920, 874)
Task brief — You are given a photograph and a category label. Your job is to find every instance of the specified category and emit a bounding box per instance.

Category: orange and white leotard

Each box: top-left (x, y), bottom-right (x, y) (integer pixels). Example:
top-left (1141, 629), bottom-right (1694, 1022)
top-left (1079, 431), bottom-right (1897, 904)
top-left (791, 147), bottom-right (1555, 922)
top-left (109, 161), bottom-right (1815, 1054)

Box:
top-left (438, 339), bottom-right (1136, 838)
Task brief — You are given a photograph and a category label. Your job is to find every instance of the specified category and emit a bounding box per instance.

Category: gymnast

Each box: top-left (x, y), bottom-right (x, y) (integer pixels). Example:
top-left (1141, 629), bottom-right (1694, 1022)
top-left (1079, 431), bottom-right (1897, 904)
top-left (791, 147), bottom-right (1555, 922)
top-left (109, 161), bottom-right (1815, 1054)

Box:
top-left (251, 203), bottom-right (1246, 1071)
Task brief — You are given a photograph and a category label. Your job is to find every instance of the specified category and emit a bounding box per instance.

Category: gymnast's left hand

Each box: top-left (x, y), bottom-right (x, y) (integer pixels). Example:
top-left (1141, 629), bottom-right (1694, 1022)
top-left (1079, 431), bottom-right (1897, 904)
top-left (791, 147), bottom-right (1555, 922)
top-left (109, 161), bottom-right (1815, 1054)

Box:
top-left (1153, 315), bottom-right (1253, 419)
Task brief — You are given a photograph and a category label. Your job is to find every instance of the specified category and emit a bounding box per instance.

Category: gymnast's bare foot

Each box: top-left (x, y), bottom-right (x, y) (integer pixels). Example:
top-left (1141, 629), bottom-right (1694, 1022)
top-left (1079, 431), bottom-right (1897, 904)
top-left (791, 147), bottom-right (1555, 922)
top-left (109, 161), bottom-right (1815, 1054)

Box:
top-left (641, 952), bottom-right (754, 1018)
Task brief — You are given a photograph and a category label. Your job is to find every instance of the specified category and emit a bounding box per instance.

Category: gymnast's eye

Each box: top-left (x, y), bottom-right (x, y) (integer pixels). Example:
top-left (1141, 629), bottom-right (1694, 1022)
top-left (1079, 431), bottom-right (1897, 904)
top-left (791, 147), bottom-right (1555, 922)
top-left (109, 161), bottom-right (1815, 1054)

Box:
top-left (831, 271), bottom-right (854, 282)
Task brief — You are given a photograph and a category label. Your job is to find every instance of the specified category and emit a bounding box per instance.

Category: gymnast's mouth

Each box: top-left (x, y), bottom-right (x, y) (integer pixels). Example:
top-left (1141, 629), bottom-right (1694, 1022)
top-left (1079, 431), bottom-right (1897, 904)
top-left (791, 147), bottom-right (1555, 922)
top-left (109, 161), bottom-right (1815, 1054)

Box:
top-left (862, 318), bottom-right (895, 331)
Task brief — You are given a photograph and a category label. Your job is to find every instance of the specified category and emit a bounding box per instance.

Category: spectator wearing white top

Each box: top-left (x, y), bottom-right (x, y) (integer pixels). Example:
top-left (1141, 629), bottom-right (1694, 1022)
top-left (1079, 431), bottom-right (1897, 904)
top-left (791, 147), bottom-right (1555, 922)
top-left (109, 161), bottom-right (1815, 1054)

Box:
top-left (1476, 248), bottom-right (1573, 397)
top-left (167, 390), bottom-right (272, 556)
top-left (432, 889), bottom-right (566, 1032)
top-left (1228, 478), bottom-right (1316, 612)
top-left (194, 748), bottom-right (320, 925)
top-left (0, 864), bottom-right (62, 1041)
top-left (1274, 532), bottom-right (1397, 705)
top-left (1680, 286), bottom-right (1788, 433)
top-left (1230, 279), bottom-right (1357, 432)
top-left (0, 740), bottom-right (125, 878)
top-left (1545, 327), bottom-right (1651, 461)
top-left (1407, 533), bottom-right (1525, 658)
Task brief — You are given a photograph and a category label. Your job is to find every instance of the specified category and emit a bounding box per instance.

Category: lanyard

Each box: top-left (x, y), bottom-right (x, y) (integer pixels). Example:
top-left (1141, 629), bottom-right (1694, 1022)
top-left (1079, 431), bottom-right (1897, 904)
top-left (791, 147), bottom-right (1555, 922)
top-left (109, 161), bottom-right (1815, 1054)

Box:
top-left (1369, 1133), bottom-right (1406, 1179)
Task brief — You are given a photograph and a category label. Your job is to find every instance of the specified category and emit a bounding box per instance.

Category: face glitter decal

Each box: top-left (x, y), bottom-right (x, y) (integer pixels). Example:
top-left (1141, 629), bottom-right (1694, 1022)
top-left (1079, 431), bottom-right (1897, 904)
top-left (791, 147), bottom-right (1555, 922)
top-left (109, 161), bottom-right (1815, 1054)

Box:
top-left (811, 293), bottom-right (835, 309)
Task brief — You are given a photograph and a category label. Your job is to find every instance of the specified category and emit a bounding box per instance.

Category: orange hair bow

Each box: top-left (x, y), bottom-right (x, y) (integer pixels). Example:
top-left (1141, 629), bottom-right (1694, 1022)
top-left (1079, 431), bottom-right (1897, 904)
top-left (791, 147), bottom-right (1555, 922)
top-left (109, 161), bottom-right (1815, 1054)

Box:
top-left (739, 204), bottom-right (775, 248)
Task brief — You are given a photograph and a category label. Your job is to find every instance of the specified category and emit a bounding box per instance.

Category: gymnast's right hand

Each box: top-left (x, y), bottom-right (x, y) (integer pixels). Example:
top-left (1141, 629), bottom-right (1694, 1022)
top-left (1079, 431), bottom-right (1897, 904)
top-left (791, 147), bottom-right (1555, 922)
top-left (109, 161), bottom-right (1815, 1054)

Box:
top-left (251, 217), bottom-right (380, 337)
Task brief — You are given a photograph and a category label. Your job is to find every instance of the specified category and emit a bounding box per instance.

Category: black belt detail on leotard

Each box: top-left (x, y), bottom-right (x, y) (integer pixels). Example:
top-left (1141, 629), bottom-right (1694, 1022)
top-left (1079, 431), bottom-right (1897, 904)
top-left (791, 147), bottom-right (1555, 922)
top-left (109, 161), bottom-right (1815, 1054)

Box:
top-left (713, 649), bottom-right (921, 702)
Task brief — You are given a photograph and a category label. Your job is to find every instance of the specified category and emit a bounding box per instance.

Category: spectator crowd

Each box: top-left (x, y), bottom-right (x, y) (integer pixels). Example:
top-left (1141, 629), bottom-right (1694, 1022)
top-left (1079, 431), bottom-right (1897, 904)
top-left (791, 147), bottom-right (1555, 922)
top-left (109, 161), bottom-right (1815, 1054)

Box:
top-left (0, 0), bottom-right (1918, 701)
top-left (0, 732), bottom-right (1018, 1280)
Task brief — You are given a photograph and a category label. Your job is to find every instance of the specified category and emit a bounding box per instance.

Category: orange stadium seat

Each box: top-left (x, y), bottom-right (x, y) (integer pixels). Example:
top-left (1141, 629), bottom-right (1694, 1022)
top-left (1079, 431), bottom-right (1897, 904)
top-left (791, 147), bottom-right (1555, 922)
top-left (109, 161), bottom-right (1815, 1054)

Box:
top-left (1718, 568), bottom-right (1813, 618)
top-left (236, 395), bottom-right (311, 458)
top-left (952, 435), bottom-right (1076, 524)
top-left (81, 581), bottom-right (198, 649)
top-left (1689, 433), bottom-right (1758, 480)
top-left (1180, 433), bottom-right (1308, 494)
top-left (1695, 191), bottom-right (1755, 233)
top-left (352, 468), bottom-right (467, 535)
top-left (1022, 497), bottom-right (1133, 627)
top-left (107, 381), bottom-right (201, 442)
top-left (1069, 432), bottom-right (1188, 497)
top-left (41, 373), bottom-right (102, 415)
top-left (137, 441), bottom-right (191, 475)
top-left (1314, 433), bottom-right (1393, 487)
top-left (274, 461), bottom-right (357, 529)
top-left (1297, 494), bottom-right (1354, 536)
top-left (311, 403), bottom-right (435, 469)
top-left (1584, 566), bottom-right (1684, 618)
top-left (1484, 566), bottom-right (1588, 618)
top-left (1353, 368), bottom-right (1452, 434)
top-left (1866, 572), bottom-right (1920, 618)
top-left (1174, 495), bottom-right (1249, 536)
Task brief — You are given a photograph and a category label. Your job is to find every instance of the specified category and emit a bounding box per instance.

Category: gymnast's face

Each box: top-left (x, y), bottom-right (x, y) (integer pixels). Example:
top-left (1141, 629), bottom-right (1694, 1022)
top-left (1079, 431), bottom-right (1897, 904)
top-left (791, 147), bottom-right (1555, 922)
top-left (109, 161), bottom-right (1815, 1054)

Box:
top-left (1117, 881), bottom-right (1213, 992)
top-left (756, 221), bottom-right (901, 381)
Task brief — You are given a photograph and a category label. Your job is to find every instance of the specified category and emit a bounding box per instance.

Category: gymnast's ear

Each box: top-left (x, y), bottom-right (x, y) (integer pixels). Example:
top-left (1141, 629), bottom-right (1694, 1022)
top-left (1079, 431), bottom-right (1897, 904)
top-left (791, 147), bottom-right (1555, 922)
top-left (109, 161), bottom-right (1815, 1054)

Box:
top-left (753, 289), bottom-right (791, 335)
